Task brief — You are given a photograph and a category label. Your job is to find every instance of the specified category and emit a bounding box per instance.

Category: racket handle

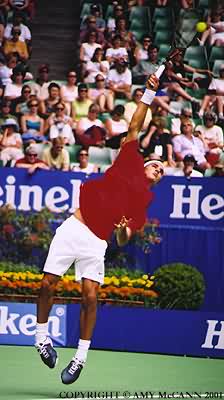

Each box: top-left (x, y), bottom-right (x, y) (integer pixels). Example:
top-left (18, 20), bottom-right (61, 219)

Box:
top-left (155, 64), bottom-right (166, 79)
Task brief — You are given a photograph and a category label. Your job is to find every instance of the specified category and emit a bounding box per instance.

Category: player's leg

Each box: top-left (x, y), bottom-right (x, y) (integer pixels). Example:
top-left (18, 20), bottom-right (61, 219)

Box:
top-left (35, 216), bottom-right (78, 368)
top-left (61, 278), bottom-right (99, 384)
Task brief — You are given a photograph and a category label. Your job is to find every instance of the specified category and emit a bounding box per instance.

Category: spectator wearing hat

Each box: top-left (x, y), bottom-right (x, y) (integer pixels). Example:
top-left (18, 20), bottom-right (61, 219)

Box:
top-left (71, 83), bottom-right (92, 124)
top-left (195, 111), bottom-right (224, 166)
top-left (107, 59), bottom-right (132, 105)
top-left (42, 137), bottom-right (70, 171)
top-left (172, 118), bottom-right (210, 172)
top-left (0, 99), bottom-right (18, 126)
top-left (28, 64), bottom-right (51, 101)
top-left (9, 0), bottom-right (30, 19)
top-left (3, 25), bottom-right (29, 61)
top-left (0, 117), bottom-right (23, 165)
top-left (173, 154), bottom-right (203, 178)
top-left (4, 68), bottom-right (25, 99)
top-left (15, 143), bottom-right (49, 174)
top-left (198, 65), bottom-right (224, 120)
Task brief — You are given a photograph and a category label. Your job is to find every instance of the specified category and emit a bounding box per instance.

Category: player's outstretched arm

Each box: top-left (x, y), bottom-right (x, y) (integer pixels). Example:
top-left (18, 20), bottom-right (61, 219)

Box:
top-left (114, 216), bottom-right (132, 247)
top-left (124, 74), bottom-right (159, 144)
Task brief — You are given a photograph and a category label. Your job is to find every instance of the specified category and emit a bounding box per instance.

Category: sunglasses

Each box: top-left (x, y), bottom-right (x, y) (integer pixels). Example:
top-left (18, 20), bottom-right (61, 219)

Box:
top-left (56, 107), bottom-right (64, 111)
top-left (28, 153), bottom-right (37, 157)
top-left (30, 103), bottom-right (38, 107)
top-left (80, 89), bottom-right (88, 92)
top-left (24, 90), bottom-right (31, 93)
top-left (13, 31), bottom-right (21, 35)
top-left (79, 153), bottom-right (88, 156)
top-left (68, 74), bottom-right (76, 78)
top-left (96, 79), bottom-right (105, 82)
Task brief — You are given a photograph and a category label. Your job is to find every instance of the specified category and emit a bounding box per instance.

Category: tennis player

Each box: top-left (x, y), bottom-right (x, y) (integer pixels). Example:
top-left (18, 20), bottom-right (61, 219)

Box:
top-left (35, 74), bottom-right (164, 384)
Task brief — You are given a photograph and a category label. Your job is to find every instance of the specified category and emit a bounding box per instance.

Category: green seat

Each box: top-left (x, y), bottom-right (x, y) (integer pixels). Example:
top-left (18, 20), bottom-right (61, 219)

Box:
top-left (67, 144), bottom-right (82, 163)
top-left (153, 18), bottom-right (174, 32)
top-left (209, 47), bottom-right (224, 64)
top-left (80, 3), bottom-right (91, 19)
top-left (129, 6), bottom-right (151, 32)
top-left (131, 29), bottom-right (149, 42)
top-left (105, 4), bottom-right (113, 20)
top-left (158, 44), bottom-right (171, 61)
top-left (154, 30), bottom-right (173, 46)
top-left (88, 146), bottom-right (112, 167)
top-left (184, 46), bottom-right (206, 60)
top-left (152, 7), bottom-right (174, 21)
top-left (186, 58), bottom-right (207, 69)
top-left (198, 0), bottom-right (210, 7)
top-left (186, 88), bottom-right (206, 99)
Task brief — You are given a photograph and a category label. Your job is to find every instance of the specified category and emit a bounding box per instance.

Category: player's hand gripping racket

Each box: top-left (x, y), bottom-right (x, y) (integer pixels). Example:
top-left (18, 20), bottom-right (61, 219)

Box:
top-left (149, 9), bottom-right (204, 88)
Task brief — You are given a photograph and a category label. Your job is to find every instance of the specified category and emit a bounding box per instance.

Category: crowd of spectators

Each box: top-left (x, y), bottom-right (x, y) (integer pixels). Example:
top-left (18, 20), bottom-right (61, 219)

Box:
top-left (0, 0), bottom-right (223, 178)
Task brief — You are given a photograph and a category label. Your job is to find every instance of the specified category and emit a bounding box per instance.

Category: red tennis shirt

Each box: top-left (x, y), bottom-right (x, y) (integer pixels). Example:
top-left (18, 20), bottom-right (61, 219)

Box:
top-left (79, 140), bottom-right (154, 241)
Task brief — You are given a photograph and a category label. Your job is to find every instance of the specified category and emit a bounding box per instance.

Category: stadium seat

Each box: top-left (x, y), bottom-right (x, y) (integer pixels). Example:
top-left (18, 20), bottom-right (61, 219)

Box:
top-left (153, 18), bottom-right (174, 32)
top-left (154, 30), bottom-right (173, 46)
top-left (105, 4), bottom-right (113, 20)
top-left (80, 3), bottom-right (91, 20)
top-left (67, 144), bottom-right (82, 163)
top-left (209, 47), bottom-right (224, 64)
top-left (152, 7), bottom-right (174, 22)
top-left (88, 146), bottom-right (112, 168)
top-left (158, 44), bottom-right (171, 61)
top-left (129, 6), bottom-right (151, 32)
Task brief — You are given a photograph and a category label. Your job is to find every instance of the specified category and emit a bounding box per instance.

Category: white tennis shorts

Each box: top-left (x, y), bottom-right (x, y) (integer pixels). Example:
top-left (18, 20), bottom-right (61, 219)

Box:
top-left (43, 216), bottom-right (107, 284)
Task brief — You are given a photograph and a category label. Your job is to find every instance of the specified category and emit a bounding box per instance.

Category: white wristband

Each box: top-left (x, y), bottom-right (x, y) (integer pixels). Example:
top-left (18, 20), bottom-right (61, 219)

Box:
top-left (140, 89), bottom-right (156, 105)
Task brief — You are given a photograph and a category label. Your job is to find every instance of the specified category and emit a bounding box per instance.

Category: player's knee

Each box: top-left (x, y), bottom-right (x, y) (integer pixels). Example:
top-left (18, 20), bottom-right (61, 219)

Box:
top-left (82, 291), bottom-right (97, 308)
top-left (40, 274), bottom-right (58, 296)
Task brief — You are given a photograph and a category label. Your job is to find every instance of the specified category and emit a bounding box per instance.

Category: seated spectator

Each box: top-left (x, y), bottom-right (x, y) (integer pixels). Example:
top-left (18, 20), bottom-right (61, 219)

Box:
top-left (4, 68), bottom-right (25, 99)
top-left (198, 65), bottom-right (224, 120)
top-left (132, 45), bottom-right (160, 84)
top-left (80, 15), bottom-right (105, 46)
top-left (42, 137), bottom-right (70, 171)
top-left (13, 83), bottom-right (31, 114)
top-left (171, 106), bottom-right (195, 137)
top-left (72, 83), bottom-right (92, 124)
top-left (105, 34), bottom-right (128, 65)
top-left (107, 59), bottom-right (132, 103)
top-left (140, 117), bottom-right (176, 167)
top-left (60, 70), bottom-right (78, 114)
top-left (124, 88), bottom-right (152, 131)
top-left (199, 11), bottom-right (224, 47)
top-left (79, 29), bottom-right (102, 63)
top-left (105, 104), bottom-right (128, 149)
top-left (109, 16), bottom-right (136, 52)
top-left (106, 4), bottom-right (125, 33)
top-left (82, 3), bottom-right (105, 33)
top-left (133, 34), bottom-right (153, 65)
top-left (76, 103), bottom-right (105, 147)
top-left (0, 53), bottom-right (18, 85)
top-left (172, 154), bottom-right (203, 177)
top-left (15, 143), bottom-right (49, 173)
top-left (3, 25), bottom-right (29, 61)
top-left (195, 111), bottom-right (224, 166)
top-left (172, 118), bottom-right (210, 172)
top-left (46, 101), bottom-right (74, 145)
top-left (0, 117), bottom-right (23, 165)
top-left (4, 10), bottom-right (31, 51)
top-left (28, 63), bottom-right (51, 101)
top-left (88, 74), bottom-right (113, 113)
top-left (71, 147), bottom-right (98, 173)
top-left (39, 82), bottom-right (61, 119)
top-left (0, 99), bottom-right (18, 126)
top-left (84, 47), bottom-right (109, 84)
top-left (20, 99), bottom-right (45, 143)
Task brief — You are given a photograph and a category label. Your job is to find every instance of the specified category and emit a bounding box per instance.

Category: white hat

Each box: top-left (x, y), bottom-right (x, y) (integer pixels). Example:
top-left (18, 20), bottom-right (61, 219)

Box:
top-left (2, 118), bottom-right (19, 130)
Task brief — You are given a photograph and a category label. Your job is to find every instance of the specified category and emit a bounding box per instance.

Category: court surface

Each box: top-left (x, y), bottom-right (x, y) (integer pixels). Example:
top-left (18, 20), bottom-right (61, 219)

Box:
top-left (0, 345), bottom-right (223, 400)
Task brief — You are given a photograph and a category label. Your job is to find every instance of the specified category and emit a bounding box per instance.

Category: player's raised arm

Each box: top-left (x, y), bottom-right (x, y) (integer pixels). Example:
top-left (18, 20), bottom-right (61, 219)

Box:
top-left (124, 74), bottom-right (159, 143)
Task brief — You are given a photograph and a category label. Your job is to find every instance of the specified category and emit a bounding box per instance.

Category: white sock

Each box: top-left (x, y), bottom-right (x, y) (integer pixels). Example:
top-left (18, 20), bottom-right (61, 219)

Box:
top-left (35, 322), bottom-right (48, 344)
top-left (73, 339), bottom-right (91, 363)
